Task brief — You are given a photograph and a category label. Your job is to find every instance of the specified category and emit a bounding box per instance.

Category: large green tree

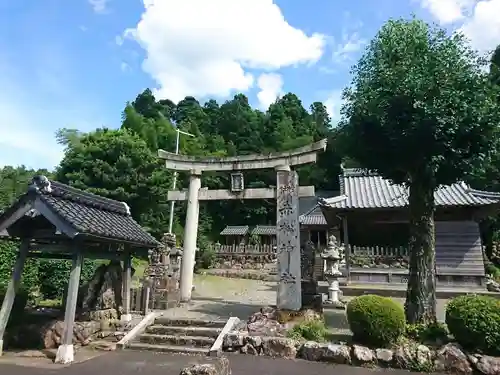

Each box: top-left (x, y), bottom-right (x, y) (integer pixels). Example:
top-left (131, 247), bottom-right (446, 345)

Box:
top-left (338, 18), bottom-right (500, 323)
top-left (56, 128), bottom-right (171, 238)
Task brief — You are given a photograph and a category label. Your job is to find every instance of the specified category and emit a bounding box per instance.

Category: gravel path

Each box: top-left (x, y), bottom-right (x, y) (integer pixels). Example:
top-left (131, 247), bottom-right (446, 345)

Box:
top-left (160, 275), bottom-right (449, 327)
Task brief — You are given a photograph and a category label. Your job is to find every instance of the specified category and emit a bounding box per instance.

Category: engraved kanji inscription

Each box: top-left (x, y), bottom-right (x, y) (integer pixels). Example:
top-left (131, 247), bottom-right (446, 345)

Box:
top-left (276, 170), bottom-right (301, 310)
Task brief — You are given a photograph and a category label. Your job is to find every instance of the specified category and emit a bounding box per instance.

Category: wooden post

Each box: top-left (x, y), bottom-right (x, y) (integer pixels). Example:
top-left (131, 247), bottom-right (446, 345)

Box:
top-left (121, 251), bottom-right (132, 322)
top-left (342, 216), bottom-right (351, 283)
top-left (0, 240), bottom-right (29, 356)
top-left (55, 252), bottom-right (83, 364)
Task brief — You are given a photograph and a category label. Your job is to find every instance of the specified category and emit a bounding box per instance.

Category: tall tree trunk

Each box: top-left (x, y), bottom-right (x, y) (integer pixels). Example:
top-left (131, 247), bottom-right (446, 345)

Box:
top-left (405, 182), bottom-right (437, 324)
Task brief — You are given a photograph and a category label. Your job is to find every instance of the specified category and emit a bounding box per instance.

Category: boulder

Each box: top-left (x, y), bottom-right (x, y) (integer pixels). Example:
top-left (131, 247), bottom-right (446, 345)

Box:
top-left (323, 344), bottom-right (351, 364)
top-left (179, 357), bottom-right (231, 375)
top-left (394, 343), bottom-right (413, 368)
top-left (434, 343), bottom-right (473, 375)
top-left (77, 261), bottom-right (128, 320)
top-left (240, 343), bottom-right (259, 355)
top-left (300, 341), bottom-right (324, 361)
top-left (247, 319), bottom-right (284, 336)
top-left (486, 277), bottom-right (500, 293)
top-left (375, 348), bottom-right (394, 366)
top-left (352, 345), bottom-right (374, 364)
top-left (223, 332), bottom-right (245, 349)
top-left (261, 337), bottom-right (297, 358)
top-left (42, 320), bottom-right (101, 349)
top-left (476, 355), bottom-right (500, 375)
top-left (416, 345), bottom-right (433, 367)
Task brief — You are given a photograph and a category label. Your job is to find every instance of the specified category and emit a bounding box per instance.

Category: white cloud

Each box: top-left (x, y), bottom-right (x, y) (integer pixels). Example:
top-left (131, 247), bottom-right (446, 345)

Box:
top-left (88, 0), bottom-right (109, 14)
top-left (420, 0), bottom-right (500, 54)
top-left (332, 30), bottom-right (366, 64)
top-left (458, 0), bottom-right (500, 53)
top-left (324, 90), bottom-right (344, 124)
top-left (256, 73), bottom-right (283, 110)
top-left (419, 0), bottom-right (475, 25)
top-left (122, 0), bottom-right (326, 103)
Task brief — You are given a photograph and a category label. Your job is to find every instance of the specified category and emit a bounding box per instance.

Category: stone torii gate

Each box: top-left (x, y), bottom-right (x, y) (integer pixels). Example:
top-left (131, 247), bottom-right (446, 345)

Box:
top-left (158, 139), bottom-right (327, 311)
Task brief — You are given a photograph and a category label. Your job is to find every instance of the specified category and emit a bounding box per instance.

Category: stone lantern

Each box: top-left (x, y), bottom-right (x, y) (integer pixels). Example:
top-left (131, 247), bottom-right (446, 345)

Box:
top-left (321, 234), bottom-right (345, 308)
top-left (169, 247), bottom-right (183, 273)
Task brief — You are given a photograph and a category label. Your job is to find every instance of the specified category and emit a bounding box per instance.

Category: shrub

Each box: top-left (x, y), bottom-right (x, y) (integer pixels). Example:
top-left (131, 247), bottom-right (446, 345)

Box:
top-left (195, 243), bottom-right (216, 271)
top-left (446, 295), bottom-right (500, 355)
top-left (287, 319), bottom-right (329, 342)
top-left (38, 259), bottom-right (99, 299)
top-left (406, 321), bottom-right (448, 343)
top-left (346, 294), bottom-right (406, 347)
top-left (0, 241), bottom-right (39, 290)
top-left (485, 263), bottom-right (500, 280)
top-left (0, 286), bottom-right (29, 325)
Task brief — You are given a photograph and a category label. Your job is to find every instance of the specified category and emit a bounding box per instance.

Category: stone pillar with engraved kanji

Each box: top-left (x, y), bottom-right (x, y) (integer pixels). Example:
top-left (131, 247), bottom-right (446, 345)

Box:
top-left (276, 166), bottom-right (302, 311)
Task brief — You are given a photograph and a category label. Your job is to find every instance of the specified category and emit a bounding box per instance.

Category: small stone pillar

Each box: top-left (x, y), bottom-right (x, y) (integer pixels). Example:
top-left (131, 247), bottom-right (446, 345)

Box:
top-left (321, 235), bottom-right (345, 309)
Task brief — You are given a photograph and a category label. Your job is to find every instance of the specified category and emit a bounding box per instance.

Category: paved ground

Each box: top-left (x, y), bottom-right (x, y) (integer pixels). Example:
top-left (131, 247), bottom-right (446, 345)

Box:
top-left (0, 350), bottom-right (431, 375)
top-left (167, 275), bottom-right (450, 328)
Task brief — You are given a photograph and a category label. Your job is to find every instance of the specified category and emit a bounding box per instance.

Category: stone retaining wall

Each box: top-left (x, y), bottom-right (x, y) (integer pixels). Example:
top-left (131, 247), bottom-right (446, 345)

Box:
top-left (223, 332), bottom-right (500, 374)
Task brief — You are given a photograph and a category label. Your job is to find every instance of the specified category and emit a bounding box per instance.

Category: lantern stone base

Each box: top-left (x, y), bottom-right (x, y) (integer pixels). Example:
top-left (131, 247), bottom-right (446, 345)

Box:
top-left (301, 280), bottom-right (322, 311)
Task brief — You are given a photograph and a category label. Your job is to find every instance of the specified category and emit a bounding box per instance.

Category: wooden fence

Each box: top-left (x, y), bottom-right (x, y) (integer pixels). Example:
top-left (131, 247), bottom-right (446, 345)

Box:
top-left (211, 244), bottom-right (276, 254)
top-left (351, 245), bottom-right (409, 257)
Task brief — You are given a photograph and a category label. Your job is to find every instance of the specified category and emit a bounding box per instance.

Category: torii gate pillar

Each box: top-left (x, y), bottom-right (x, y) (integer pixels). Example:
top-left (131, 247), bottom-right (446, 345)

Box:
top-left (159, 140), bottom-right (327, 305)
top-left (179, 170), bottom-right (202, 301)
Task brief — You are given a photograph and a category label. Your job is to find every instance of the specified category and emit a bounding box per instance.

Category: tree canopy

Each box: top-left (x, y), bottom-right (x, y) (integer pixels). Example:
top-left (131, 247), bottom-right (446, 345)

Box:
top-left (338, 18), bottom-right (500, 323)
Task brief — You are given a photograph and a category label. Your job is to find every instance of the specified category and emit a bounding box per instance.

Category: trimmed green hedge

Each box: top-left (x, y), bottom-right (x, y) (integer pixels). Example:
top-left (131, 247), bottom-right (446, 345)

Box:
top-left (446, 295), bottom-right (500, 355)
top-left (0, 286), bottom-right (29, 325)
top-left (347, 294), bottom-right (406, 347)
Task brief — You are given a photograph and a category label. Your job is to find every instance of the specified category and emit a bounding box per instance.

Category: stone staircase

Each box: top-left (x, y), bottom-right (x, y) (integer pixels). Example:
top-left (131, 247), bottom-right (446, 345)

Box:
top-left (127, 317), bottom-right (226, 355)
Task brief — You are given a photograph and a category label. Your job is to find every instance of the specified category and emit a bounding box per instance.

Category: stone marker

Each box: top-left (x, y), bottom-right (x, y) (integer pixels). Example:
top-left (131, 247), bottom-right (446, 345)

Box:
top-left (276, 169), bottom-right (302, 311)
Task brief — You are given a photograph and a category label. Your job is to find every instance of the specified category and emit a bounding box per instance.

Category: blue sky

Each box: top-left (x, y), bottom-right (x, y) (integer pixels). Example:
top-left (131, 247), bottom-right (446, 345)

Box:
top-left (0, 0), bottom-right (498, 170)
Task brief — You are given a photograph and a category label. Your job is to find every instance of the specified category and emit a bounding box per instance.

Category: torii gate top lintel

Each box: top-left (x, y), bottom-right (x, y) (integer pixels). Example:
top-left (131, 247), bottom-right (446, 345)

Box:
top-left (158, 139), bottom-right (327, 172)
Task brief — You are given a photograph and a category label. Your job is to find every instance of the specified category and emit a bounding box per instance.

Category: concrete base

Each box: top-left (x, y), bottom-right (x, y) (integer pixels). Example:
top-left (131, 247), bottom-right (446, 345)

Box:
top-left (55, 344), bottom-right (74, 364)
top-left (121, 314), bottom-right (133, 322)
top-left (0, 339), bottom-right (3, 356)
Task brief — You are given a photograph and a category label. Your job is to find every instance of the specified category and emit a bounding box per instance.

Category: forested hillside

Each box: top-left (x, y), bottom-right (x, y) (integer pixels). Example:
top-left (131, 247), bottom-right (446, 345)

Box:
top-left (55, 90), bottom-right (348, 245)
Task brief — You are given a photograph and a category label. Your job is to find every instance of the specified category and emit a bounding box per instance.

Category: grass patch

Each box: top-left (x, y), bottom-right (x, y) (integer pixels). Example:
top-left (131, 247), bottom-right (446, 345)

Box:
top-left (287, 319), bottom-right (329, 342)
top-left (37, 299), bottom-right (62, 308)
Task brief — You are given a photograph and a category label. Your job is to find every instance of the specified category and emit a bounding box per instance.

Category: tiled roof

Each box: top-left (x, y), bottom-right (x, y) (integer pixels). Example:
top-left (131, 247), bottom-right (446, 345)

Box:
top-left (220, 225), bottom-right (249, 236)
top-left (299, 214), bottom-right (327, 225)
top-left (320, 169), bottom-right (500, 210)
top-left (298, 190), bottom-right (336, 226)
top-left (251, 225), bottom-right (276, 235)
top-left (0, 176), bottom-right (160, 247)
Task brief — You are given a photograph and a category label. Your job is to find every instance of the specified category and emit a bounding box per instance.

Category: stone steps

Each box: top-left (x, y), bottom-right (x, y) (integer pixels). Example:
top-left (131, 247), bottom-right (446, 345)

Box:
top-left (138, 333), bottom-right (216, 348)
top-left (146, 324), bottom-right (222, 337)
top-left (127, 317), bottom-right (226, 355)
top-left (127, 342), bottom-right (210, 355)
top-left (154, 317), bottom-right (227, 328)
